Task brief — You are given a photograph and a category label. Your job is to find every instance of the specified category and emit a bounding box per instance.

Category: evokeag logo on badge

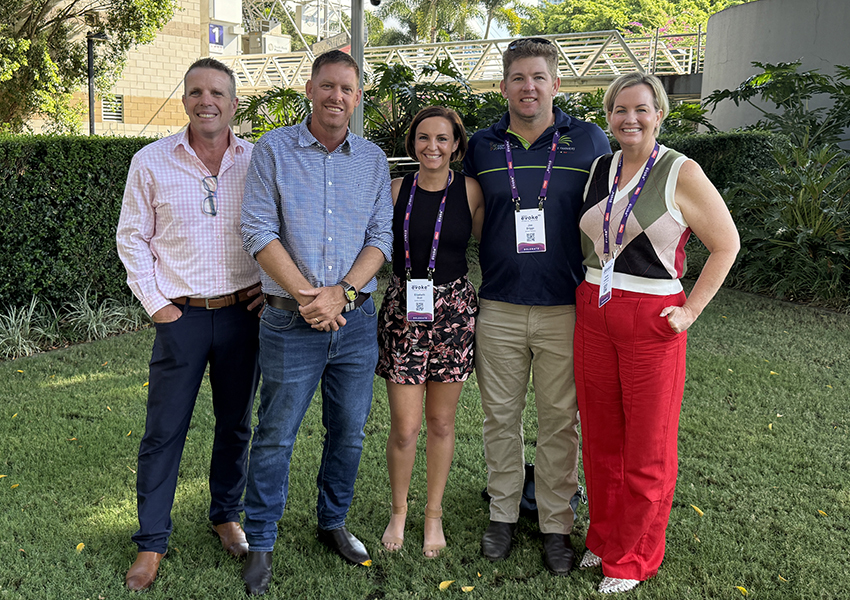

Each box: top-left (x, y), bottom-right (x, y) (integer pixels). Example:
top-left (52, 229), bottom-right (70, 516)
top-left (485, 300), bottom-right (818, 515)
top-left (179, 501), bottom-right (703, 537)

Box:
top-left (521, 214), bottom-right (540, 221)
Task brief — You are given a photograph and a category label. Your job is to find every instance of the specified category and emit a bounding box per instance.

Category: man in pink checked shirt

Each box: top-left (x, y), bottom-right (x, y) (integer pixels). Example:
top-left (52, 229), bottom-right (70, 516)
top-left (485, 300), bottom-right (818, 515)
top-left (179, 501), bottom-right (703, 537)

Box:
top-left (116, 58), bottom-right (262, 592)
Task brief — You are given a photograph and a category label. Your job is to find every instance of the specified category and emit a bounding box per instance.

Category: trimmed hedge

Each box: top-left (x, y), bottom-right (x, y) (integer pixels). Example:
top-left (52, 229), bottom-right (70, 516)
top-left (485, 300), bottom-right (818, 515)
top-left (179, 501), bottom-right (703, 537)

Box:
top-left (0, 130), bottom-right (776, 310)
top-left (0, 135), bottom-right (156, 308)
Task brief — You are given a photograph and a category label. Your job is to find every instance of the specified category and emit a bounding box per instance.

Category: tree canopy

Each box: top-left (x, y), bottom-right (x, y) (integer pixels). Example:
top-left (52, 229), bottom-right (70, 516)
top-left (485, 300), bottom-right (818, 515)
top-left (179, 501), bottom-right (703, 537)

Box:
top-left (517, 0), bottom-right (754, 37)
top-left (0, 0), bottom-right (176, 133)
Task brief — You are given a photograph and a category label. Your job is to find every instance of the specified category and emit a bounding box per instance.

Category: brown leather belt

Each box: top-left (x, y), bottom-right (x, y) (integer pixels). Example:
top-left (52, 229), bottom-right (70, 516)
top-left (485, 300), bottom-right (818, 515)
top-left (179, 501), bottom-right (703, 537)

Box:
top-left (265, 292), bottom-right (370, 313)
top-left (171, 285), bottom-right (258, 310)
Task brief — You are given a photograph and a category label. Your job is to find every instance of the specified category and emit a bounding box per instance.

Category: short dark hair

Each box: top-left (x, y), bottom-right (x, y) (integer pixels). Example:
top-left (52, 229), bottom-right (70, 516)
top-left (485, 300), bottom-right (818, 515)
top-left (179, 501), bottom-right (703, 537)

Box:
top-left (311, 50), bottom-right (361, 82)
top-left (502, 37), bottom-right (559, 80)
top-left (184, 58), bottom-right (237, 99)
top-left (405, 106), bottom-right (468, 163)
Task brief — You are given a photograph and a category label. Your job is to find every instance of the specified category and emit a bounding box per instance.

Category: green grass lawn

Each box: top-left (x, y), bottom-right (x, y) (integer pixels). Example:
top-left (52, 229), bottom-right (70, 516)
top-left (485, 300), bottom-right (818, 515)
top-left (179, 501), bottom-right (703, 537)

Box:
top-left (1, 284), bottom-right (848, 600)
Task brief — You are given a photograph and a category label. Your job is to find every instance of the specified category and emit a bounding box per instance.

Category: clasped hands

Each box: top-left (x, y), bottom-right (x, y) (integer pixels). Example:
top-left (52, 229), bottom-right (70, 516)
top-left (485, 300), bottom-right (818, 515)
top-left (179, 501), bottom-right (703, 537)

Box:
top-left (298, 286), bottom-right (348, 332)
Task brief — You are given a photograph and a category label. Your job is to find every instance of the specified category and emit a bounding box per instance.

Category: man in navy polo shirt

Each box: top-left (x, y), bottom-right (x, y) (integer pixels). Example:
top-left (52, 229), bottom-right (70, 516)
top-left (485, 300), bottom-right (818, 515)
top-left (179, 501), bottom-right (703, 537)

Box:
top-left (463, 37), bottom-right (610, 575)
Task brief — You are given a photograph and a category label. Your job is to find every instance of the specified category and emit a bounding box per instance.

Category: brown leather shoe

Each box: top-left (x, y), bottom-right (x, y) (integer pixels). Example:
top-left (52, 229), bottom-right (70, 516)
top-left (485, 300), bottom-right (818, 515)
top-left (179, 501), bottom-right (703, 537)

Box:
top-left (125, 551), bottom-right (164, 591)
top-left (214, 521), bottom-right (249, 558)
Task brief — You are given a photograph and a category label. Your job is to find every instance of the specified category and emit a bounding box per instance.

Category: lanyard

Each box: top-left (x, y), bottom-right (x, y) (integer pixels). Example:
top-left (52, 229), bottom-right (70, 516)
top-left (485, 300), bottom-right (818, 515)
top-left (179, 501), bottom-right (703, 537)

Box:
top-left (504, 130), bottom-right (559, 212)
top-left (403, 171), bottom-right (453, 281)
top-left (603, 143), bottom-right (660, 259)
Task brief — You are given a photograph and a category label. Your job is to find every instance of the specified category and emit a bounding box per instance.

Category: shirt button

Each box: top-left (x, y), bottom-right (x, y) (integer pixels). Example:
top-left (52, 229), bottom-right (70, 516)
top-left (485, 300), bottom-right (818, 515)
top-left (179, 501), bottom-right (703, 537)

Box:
top-left (328, 265), bottom-right (333, 270)
top-left (328, 181), bottom-right (333, 186)
top-left (328, 237), bottom-right (333, 241)
top-left (328, 209), bottom-right (333, 214)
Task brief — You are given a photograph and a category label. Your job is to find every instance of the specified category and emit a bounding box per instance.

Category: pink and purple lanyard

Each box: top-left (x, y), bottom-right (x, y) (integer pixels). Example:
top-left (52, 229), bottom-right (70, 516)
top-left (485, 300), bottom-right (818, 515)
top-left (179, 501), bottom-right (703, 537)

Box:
top-left (603, 143), bottom-right (660, 261)
top-left (504, 130), bottom-right (559, 211)
top-left (403, 171), bottom-right (453, 281)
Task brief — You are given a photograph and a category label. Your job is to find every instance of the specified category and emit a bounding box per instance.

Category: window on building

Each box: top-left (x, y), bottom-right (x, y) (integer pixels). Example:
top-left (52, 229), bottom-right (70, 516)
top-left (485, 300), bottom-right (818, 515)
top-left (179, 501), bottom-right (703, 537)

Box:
top-left (102, 95), bottom-right (124, 122)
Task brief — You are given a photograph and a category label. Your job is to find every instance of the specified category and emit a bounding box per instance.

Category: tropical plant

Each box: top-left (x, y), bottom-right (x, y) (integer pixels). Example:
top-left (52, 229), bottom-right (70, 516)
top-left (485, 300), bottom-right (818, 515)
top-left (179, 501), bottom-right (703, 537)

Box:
top-left (725, 143), bottom-right (850, 307)
top-left (234, 87), bottom-right (312, 138)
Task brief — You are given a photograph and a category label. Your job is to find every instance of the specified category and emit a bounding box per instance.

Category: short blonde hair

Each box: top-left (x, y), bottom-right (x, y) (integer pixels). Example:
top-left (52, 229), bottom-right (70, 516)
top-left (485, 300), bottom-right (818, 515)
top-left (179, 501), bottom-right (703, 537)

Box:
top-left (603, 72), bottom-right (669, 136)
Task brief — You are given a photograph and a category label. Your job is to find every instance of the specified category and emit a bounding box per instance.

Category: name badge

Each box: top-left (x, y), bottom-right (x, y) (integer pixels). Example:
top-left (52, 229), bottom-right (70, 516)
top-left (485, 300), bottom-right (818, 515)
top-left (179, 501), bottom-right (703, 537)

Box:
top-left (406, 279), bottom-right (434, 322)
top-left (515, 208), bottom-right (546, 253)
top-left (598, 255), bottom-right (615, 307)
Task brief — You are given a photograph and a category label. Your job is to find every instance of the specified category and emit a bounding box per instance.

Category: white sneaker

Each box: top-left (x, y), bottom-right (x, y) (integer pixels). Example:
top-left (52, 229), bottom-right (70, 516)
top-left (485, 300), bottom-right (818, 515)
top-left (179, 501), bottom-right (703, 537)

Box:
top-left (579, 550), bottom-right (602, 569)
top-left (599, 576), bottom-right (640, 594)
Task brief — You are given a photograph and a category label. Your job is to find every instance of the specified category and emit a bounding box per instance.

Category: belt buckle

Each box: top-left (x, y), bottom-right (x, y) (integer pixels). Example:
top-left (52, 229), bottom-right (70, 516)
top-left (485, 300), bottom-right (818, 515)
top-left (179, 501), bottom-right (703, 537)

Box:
top-left (204, 297), bottom-right (223, 310)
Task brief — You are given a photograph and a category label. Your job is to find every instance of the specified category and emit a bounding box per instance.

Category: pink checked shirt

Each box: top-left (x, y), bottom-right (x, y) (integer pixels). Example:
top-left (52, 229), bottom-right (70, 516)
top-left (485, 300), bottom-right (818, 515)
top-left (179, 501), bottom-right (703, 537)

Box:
top-left (116, 128), bottom-right (259, 316)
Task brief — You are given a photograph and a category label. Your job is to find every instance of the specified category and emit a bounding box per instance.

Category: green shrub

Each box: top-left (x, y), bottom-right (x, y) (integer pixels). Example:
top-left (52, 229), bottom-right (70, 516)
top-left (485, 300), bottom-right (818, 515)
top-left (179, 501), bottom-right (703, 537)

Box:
top-left (0, 134), bottom-right (156, 308)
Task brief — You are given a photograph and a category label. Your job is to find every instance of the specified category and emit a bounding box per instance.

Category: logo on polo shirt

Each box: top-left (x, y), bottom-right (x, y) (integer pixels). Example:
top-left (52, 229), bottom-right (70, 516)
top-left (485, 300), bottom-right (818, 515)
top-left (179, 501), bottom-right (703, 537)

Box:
top-left (557, 135), bottom-right (575, 153)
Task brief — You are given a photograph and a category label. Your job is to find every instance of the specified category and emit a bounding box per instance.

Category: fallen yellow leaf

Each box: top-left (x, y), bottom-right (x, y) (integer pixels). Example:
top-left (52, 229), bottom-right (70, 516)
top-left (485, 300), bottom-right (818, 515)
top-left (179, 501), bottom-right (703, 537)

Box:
top-left (826, 385), bottom-right (833, 389)
top-left (360, 559), bottom-right (372, 567)
top-left (721, 315), bottom-right (727, 319)
top-left (769, 371), bottom-right (778, 375)
top-left (439, 580), bottom-right (455, 590)
top-left (0, 475), bottom-right (6, 478)
top-left (778, 575), bottom-right (788, 582)
top-left (690, 504), bottom-right (704, 517)
top-left (102, 362), bottom-right (108, 366)
top-left (17, 370), bottom-right (23, 373)
top-left (126, 431), bottom-right (132, 436)
top-left (142, 382), bottom-right (149, 387)
top-left (461, 586), bottom-right (474, 592)
top-left (777, 413), bottom-right (783, 417)
top-left (67, 437), bottom-right (77, 441)
top-left (735, 585), bottom-right (748, 596)
top-left (693, 533), bottom-right (701, 542)
top-left (477, 572), bottom-right (481, 578)
top-left (727, 368), bottom-right (734, 373)
top-left (106, 406), bottom-right (111, 411)
top-left (818, 510), bottom-right (828, 516)
top-left (76, 543), bottom-right (85, 553)
top-left (12, 413), bottom-right (18, 418)
top-left (768, 423), bottom-right (773, 430)
top-left (11, 483), bottom-right (20, 489)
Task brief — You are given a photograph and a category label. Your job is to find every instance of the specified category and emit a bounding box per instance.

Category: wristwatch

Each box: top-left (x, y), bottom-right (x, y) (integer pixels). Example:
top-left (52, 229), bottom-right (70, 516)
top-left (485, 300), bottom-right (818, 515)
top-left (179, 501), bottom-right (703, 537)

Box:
top-left (340, 280), bottom-right (357, 303)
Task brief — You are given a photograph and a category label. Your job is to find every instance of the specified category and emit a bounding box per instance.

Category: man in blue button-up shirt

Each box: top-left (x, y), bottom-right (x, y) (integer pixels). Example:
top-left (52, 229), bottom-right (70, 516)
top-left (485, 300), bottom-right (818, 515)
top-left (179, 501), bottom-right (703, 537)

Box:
top-left (240, 50), bottom-right (393, 596)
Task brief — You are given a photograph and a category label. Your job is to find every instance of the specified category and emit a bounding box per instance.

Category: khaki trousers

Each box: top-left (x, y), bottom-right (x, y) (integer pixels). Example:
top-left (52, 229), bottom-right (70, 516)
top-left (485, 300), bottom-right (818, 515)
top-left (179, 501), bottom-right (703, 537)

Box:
top-left (476, 298), bottom-right (579, 534)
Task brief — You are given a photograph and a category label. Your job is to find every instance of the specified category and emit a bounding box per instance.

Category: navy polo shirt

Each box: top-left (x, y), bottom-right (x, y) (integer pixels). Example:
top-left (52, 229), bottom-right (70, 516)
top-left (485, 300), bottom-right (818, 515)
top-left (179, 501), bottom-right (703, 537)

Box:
top-left (463, 108), bottom-right (610, 306)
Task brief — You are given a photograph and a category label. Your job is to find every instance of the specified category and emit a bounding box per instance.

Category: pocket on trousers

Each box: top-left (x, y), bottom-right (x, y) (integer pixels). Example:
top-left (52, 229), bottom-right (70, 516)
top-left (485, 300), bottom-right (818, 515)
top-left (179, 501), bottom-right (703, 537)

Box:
top-left (261, 305), bottom-right (298, 331)
top-left (356, 297), bottom-right (377, 318)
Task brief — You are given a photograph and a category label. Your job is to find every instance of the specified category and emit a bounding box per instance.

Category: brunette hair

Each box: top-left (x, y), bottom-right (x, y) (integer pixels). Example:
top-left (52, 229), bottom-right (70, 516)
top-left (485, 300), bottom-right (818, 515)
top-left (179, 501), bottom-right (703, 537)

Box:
top-left (405, 106), bottom-right (468, 162)
top-left (502, 37), bottom-right (559, 80)
top-left (311, 50), bottom-right (360, 82)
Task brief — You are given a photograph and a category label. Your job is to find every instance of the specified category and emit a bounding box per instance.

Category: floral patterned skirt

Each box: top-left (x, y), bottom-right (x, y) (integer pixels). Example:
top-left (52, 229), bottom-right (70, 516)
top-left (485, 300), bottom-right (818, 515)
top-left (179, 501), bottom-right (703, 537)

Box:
top-left (376, 274), bottom-right (478, 384)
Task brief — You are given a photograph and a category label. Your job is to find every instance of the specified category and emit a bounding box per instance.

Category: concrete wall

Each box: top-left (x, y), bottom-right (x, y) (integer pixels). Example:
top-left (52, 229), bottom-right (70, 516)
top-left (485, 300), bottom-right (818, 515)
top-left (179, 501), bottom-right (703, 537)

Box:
top-left (701, 0), bottom-right (850, 132)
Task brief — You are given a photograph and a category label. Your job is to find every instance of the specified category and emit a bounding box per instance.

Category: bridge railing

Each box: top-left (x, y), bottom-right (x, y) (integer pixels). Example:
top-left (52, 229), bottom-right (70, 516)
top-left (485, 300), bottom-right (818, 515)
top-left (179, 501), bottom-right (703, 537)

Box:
top-left (220, 29), bottom-right (705, 94)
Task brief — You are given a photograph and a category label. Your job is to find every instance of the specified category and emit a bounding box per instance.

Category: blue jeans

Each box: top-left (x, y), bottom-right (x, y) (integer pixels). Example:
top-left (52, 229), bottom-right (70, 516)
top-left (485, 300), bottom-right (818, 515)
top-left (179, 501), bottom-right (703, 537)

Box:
top-left (243, 298), bottom-right (378, 552)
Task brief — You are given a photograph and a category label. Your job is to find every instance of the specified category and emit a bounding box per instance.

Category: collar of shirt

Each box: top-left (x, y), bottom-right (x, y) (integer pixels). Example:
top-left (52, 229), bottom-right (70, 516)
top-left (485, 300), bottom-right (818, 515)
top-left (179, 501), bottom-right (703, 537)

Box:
top-left (296, 116), bottom-right (356, 154)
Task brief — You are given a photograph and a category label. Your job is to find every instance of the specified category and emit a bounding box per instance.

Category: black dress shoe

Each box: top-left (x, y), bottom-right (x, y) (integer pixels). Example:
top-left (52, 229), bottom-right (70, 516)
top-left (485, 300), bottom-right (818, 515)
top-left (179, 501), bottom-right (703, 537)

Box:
top-left (316, 526), bottom-right (371, 565)
top-left (243, 551), bottom-right (273, 596)
top-left (481, 521), bottom-right (516, 561)
top-left (542, 533), bottom-right (575, 576)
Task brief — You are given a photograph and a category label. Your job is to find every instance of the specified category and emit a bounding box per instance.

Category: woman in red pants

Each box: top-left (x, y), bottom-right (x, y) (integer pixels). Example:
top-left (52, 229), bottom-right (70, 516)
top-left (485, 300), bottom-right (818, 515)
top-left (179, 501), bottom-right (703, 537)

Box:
top-left (574, 72), bottom-right (739, 594)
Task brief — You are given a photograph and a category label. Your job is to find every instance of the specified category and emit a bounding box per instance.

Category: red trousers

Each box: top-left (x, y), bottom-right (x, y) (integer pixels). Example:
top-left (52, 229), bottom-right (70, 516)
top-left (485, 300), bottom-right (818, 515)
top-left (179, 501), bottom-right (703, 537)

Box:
top-left (574, 281), bottom-right (688, 581)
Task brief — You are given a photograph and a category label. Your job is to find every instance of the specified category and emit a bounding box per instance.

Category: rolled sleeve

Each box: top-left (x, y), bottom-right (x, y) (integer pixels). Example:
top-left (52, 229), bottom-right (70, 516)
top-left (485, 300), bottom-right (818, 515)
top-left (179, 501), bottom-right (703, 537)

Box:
top-left (241, 136), bottom-right (282, 258)
top-left (364, 159), bottom-right (394, 261)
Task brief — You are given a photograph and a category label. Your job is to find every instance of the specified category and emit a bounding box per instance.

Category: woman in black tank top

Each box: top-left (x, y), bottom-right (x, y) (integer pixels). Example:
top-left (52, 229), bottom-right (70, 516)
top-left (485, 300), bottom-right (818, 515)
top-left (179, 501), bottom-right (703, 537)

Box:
top-left (375, 107), bottom-right (484, 558)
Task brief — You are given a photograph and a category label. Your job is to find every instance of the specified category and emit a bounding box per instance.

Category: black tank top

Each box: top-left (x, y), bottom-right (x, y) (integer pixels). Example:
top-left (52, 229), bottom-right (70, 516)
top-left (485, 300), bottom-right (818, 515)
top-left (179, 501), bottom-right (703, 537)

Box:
top-left (391, 171), bottom-right (472, 285)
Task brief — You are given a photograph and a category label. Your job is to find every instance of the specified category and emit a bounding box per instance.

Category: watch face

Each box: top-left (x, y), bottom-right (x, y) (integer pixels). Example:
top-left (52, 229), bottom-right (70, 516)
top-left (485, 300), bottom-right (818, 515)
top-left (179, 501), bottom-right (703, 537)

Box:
top-left (345, 289), bottom-right (357, 302)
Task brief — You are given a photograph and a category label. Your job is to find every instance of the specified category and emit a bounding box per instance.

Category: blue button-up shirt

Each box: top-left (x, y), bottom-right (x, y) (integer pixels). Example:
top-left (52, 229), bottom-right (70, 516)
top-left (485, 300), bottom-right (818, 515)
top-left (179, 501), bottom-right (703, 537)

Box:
top-left (242, 118), bottom-right (393, 298)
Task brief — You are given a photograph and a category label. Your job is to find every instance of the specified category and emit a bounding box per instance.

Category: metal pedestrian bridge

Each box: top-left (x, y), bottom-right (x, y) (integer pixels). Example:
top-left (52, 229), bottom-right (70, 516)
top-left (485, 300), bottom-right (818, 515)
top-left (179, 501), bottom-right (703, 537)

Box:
top-left (219, 29), bottom-right (705, 97)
